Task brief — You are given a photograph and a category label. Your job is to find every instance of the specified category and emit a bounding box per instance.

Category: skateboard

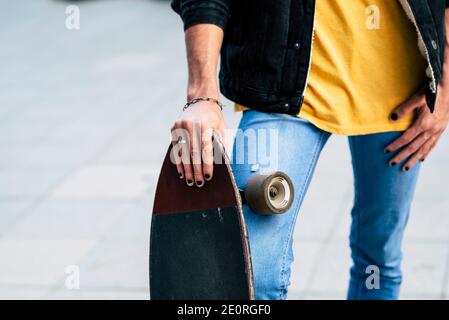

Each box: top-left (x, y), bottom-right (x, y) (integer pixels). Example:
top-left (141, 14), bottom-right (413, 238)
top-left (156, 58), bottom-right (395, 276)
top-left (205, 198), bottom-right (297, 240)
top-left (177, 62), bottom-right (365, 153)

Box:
top-left (150, 137), bottom-right (294, 300)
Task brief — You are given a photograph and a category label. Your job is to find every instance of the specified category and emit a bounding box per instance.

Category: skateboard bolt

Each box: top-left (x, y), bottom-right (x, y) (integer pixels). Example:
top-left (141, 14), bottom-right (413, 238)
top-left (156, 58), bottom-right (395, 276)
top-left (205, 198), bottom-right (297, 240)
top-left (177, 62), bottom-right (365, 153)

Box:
top-left (269, 187), bottom-right (278, 199)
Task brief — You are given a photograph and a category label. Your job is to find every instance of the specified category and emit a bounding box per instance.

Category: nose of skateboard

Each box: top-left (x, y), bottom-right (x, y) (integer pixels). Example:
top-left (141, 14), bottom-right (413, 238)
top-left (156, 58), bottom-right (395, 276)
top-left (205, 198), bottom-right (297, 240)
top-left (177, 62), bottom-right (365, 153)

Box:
top-left (150, 141), bottom-right (254, 300)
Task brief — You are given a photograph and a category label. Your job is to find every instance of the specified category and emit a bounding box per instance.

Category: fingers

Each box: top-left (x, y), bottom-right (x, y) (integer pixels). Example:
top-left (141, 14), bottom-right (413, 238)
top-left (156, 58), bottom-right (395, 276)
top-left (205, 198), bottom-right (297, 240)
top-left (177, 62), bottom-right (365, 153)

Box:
top-left (385, 104), bottom-right (434, 153)
top-left (384, 122), bottom-right (422, 153)
top-left (201, 127), bottom-right (214, 181)
top-left (189, 122), bottom-right (204, 187)
top-left (170, 120), bottom-right (220, 187)
top-left (419, 139), bottom-right (438, 162)
top-left (171, 121), bottom-right (195, 186)
top-left (181, 121), bottom-right (198, 186)
top-left (402, 136), bottom-right (439, 171)
top-left (391, 89), bottom-right (425, 120)
top-left (385, 89), bottom-right (442, 172)
top-left (170, 125), bottom-right (186, 180)
top-left (387, 132), bottom-right (429, 167)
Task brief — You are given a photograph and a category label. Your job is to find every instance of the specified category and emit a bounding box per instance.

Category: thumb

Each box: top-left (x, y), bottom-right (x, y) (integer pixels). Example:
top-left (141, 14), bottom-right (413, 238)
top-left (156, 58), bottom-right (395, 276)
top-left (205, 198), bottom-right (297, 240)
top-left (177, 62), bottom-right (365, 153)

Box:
top-left (391, 90), bottom-right (426, 121)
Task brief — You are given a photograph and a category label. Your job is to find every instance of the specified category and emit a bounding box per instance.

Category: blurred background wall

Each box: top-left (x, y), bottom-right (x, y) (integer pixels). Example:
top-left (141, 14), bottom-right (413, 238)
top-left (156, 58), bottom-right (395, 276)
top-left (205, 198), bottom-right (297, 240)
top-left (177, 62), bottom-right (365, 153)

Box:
top-left (1, 0), bottom-right (448, 299)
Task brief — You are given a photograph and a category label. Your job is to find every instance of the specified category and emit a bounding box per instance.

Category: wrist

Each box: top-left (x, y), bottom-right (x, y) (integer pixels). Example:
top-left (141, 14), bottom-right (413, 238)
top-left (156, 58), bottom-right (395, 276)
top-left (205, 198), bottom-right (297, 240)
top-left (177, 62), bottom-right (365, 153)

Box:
top-left (187, 83), bottom-right (219, 101)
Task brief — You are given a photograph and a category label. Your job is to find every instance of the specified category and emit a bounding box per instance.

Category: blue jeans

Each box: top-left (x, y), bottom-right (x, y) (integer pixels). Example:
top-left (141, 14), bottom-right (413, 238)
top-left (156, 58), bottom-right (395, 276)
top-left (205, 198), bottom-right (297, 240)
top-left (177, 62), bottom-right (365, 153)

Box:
top-left (231, 110), bottom-right (420, 300)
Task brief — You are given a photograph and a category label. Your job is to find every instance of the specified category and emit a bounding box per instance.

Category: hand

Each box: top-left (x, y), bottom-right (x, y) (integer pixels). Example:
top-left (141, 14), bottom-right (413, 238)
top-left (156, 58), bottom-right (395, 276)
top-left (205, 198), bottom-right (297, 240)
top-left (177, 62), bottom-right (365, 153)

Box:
top-left (170, 101), bottom-right (227, 187)
top-left (385, 85), bottom-right (449, 171)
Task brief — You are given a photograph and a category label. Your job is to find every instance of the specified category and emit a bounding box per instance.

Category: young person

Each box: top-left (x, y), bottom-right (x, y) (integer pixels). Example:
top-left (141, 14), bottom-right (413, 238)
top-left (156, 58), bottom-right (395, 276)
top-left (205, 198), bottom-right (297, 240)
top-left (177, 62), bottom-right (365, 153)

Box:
top-left (169, 0), bottom-right (449, 299)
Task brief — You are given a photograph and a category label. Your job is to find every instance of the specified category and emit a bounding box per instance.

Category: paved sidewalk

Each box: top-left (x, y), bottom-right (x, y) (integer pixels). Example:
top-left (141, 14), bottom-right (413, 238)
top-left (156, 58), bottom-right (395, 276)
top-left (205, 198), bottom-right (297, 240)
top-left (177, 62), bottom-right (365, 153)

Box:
top-left (1, 0), bottom-right (448, 299)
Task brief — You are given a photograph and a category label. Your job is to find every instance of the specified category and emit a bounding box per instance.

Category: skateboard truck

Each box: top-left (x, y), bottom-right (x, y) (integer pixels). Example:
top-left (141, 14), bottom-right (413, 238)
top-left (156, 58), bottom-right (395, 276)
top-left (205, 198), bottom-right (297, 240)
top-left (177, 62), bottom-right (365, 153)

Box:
top-left (240, 171), bottom-right (294, 215)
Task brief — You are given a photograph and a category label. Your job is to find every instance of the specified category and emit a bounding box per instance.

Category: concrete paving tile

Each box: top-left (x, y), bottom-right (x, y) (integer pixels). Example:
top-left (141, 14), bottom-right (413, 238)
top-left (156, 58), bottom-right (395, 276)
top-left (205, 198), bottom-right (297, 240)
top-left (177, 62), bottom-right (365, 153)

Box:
top-left (0, 104), bottom-right (20, 122)
top-left (3, 104), bottom-right (80, 128)
top-left (330, 203), bottom-right (353, 240)
top-left (0, 120), bottom-right (55, 146)
top-left (0, 287), bottom-right (50, 300)
top-left (0, 239), bottom-right (96, 287)
top-left (51, 165), bottom-right (158, 200)
top-left (303, 166), bottom-right (353, 203)
top-left (401, 293), bottom-right (446, 300)
top-left (105, 201), bottom-right (151, 239)
top-left (0, 168), bottom-right (68, 198)
top-left (304, 240), bottom-right (351, 296)
top-left (319, 135), bottom-right (353, 164)
top-left (301, 290), bottom-right (346, 300)
top-left (443, 262), bottom-right (449, 300)
top-left (405, 200), bottom-right (449, 241)
top-left (288, 240), bottom-right (324, 298)
top-left (293, 199), bottom-right (345, 240)
top-left (4, 200), bottom-right (137, 239)
top-left (425, 134), bottom-right (449, 163)
top-left (0, 200), bottom-right (33, 234)
top-left (44, 288), bottom-right (148, 300)
top-left (72, 238), bottom-right (149, 290)
top-left (401, 241), bottom-right (448, 297)
top-left (46, 115), bottom-right (131, 143)
top-left (413, 165), bottom-right (449, 203)
top-left (91, 141), bottom-right (167, 167)
top-left (0, 142), bottom-right (99, 170)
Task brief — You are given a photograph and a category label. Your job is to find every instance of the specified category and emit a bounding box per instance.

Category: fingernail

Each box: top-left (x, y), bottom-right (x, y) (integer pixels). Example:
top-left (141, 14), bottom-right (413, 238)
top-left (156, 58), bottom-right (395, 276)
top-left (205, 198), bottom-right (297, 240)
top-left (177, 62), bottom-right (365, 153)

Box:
top-left (179, 173), bottom-right (184, 179)
top-left (390, 161), bottom-right (397, 167)
top-left (390, 113), bottom-right (398, 121)
top-left (384, 149), bottom-right (391, 153)
top-left (205, 174), bottom-right (211, 181)
top-left (404, 166), bottom-right (410, 171)
top-left (420, 158), bottom-right (425, 162)
top-left (196, 180), bottom-right (204, 187)
top-left (186, 179), bottom-right (194, 186)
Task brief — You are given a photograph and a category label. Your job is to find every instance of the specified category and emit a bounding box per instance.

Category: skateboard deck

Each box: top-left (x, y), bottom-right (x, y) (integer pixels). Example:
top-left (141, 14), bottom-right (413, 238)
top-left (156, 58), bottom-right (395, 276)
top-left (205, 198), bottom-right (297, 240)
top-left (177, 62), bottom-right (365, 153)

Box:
top-left (150, 138), bottom-right (254, 300)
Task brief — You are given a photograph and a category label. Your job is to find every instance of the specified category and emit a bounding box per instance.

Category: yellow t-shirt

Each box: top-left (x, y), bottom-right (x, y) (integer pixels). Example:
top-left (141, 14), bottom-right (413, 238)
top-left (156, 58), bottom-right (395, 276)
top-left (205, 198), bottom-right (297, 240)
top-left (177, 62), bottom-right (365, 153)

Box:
top-left (235, 0), bottom-right (427, 135)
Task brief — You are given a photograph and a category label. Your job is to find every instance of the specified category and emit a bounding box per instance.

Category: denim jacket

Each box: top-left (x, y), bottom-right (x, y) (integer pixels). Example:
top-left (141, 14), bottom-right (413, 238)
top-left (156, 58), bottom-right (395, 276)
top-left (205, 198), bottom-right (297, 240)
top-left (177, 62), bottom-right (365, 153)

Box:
top-left (172, 0), bottom-right (448, 114)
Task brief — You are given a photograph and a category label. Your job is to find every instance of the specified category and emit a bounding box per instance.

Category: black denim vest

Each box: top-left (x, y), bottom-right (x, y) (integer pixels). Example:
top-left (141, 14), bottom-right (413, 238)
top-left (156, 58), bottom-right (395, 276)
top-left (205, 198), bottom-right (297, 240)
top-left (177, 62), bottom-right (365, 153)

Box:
top-left (172, 0), bottom-right (448, 114)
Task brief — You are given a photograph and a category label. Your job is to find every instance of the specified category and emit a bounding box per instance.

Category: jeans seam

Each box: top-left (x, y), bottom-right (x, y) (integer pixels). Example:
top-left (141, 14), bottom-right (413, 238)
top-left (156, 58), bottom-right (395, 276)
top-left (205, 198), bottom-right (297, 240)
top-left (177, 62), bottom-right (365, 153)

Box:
top-left (278, 130), bottom-right (328, 299)
top-left (349, 137), bottom-right (362, 300)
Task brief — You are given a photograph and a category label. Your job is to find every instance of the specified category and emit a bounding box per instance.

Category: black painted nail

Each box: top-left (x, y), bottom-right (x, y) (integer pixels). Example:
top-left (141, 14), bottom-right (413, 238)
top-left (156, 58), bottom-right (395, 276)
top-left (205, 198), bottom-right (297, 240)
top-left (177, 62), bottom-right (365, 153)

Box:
top-left (179, 173), bottom-right (184, 179)
top-left (390, 113), bottom-right (399, 121)
top-left (205, 174), bottom-right (211, 181)
top-left (390, 162), bottom-right (397, 167)
top-left (186, 179), bottom-right (193, 186)
top-left (420, 158), bottom-right (425, 162)
top-left (405, 166), bottom-right (410, 171)
top-left (196, 180), bottom-right (204, 187)
top-left (385, 149), bottom-right (391, 154)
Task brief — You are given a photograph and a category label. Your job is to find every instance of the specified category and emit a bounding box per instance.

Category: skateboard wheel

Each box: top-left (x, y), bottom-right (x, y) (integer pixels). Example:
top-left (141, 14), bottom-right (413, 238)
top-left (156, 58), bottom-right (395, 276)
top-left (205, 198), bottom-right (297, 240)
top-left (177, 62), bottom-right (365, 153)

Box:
top-left (245, 172), bottom-right (294, 215)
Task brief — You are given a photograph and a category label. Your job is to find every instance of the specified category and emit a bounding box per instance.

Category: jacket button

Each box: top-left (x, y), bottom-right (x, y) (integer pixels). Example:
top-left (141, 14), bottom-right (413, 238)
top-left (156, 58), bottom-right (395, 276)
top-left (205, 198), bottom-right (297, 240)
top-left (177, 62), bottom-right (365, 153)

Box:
top-left (431, 40), bottom-right (438, 50)
top-left (293, 42), bottom-right (301, 50)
